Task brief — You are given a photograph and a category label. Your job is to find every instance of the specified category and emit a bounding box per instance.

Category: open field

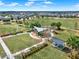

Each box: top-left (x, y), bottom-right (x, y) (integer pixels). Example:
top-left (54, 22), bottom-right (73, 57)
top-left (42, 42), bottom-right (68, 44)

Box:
top-left (0, 45), bottom-right (6, 57)
top-left (55, 30), bottom-right (75, 41)
top-left (0, 24), bottom-right (25, 35)
top-left (0, 18), bottom-right (78, 59)
top-left (24, 18), bottom-right (77, 59)
top-left (25, 30), bottom-right (75, 59)
top-left (0, 18), bottom-right (79, 35)
top-left (26, 44), bottom-right (69, 59)
top-left (26, 18), bottom-right (79, 29)
top-left (3, 34), bottom-right (38, 53)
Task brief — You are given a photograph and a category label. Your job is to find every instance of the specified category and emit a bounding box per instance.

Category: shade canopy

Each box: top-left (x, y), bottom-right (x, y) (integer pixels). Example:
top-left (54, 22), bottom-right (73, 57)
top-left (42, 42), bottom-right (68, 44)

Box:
top-left (34, 26), bottom-right (47, 32)
top-left (52, 37), bottom-right (64, 46)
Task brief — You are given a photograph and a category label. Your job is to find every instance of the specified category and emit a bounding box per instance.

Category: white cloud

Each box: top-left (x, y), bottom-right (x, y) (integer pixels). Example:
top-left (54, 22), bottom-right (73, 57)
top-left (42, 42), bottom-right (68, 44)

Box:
top-left (28, 0), bottom-right (37, 1)
top-left (74, 3), bottom-right (79, 7)
top-left (6, 2), bottom-right (19, 7)
top-left (25, 1), bottom-right (34, 7)
top-left (0, 1), bottom-right (5, 6)
top-left (44, 1), bottom-right (53, 4)
top-left (0, 1), bottom-right (19, 7)
top-left (28, 0), bottom-right (43, 1)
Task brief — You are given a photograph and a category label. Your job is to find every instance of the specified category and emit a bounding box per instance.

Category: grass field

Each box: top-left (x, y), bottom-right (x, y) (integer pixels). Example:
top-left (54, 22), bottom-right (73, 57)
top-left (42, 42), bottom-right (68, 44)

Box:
top-left (0, 18), bottom-right (79, 35)
top-left (3, 34), bottom-right (38, 53)
top-left (0, 45), bottom-right (6, 57)
top-left (25, 30), bottom-right (74, 59)
top-left (0, 24), bottom-right (25, 35)
top-left (26, 18), bottom-right (79, 29)
top-left (55, 30), bottom-right (75, 41)
top-left (0, 18), bottom-right (78, 59)
top-left (24, 18), bottom-right (78, 59)
top-left (26, 44), bottom-right (69, 59)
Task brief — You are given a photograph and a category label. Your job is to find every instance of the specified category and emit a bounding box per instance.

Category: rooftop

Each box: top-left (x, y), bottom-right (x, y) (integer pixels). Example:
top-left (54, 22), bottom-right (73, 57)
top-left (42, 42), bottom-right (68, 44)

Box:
top-left (34, 26), bottom-right (47, 32)
top-left (52, 37), bottom-right (65, 46)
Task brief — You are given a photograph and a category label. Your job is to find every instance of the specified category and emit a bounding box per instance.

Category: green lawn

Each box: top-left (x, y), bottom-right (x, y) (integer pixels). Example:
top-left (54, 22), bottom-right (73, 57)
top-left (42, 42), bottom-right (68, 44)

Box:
top-left (26, 44), bottom-right (69, 59)
top-left (0, 18), bottom-right (78, 59)
top-left (0, 45), bottom-right (6, 57)
top-left (0, 18), bottom-right (78, 35)
top-left (26, 18), bottom-right (79, 29)
top-left (55, 30), bottom-right (75, 41)
top-left (0, 24), bottom-right (25, 35)
top-left (24, 18), bottom-right (78, 59)
top-left (25, 30), bottom-right (74, 59)
top-left (3, 34), bottom-right (38, 53)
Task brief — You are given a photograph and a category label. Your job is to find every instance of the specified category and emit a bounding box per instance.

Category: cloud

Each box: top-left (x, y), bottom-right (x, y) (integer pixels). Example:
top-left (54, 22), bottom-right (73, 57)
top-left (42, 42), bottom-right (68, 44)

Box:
top-left (6, 2), bottom-right (19, 7)
top-left (0, 1), bottom-right (19, 7)
top-left (25, 1), bottom-right (34, 7)
top-left (28, 0), bottom-right (43, 2)
top-left (0, 1), bottom-right (5, 6)
top-left (74, 3), bottom-right (79, 7)
top-left (44, 1), bottom-right (53, 4)
top-left (28, 0), bottom-right (37, 1)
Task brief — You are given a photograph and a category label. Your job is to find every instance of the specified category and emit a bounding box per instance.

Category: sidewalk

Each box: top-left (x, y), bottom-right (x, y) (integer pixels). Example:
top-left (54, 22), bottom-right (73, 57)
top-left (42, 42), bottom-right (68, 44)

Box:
top-left (2, 32), bottom-right (28, 39)
top-left (0, 37), bottom-right (15, 59)
top-left (29, 32), bottom-right (42, 40)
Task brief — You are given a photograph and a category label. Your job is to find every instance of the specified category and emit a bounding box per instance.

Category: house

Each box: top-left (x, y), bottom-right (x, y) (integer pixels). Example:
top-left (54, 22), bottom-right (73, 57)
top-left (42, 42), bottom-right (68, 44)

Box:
top-left (0, 16), bottom-right (11, 24)
top-left (2, 16), bottom-right (11, 24)
top-left (52, 37), bottom-right (65, 49)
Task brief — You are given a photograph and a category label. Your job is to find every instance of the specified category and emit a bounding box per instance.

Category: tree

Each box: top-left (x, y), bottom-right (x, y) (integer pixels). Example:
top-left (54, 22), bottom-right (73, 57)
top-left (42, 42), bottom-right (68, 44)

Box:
top-left (67, 36), bottom-right (79, 59)
top-left (30, 22), bottom-right (41, 29)
top-left (51, 22), bottom-right (56, 26)
top-left (51, 22), bottom-right (56, 29)
top-left (38, 32), bottom-right (44, 37)
top-left (67, 36), bottom-right (79, 49)
top-left (56, 22), bottom-right (62, 30)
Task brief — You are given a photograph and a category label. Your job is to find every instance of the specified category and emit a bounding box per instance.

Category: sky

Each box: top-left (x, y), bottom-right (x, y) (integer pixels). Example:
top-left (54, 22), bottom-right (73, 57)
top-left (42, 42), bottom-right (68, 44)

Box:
top-left (0, 0), bottom-right (79, 11)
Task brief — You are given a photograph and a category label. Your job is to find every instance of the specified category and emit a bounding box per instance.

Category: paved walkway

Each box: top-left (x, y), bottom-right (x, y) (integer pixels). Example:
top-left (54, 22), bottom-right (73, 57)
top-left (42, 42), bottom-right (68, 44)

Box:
top-left (2, 32), bottom-right (28, 39)
top-left (0, 37), bottom-right (15, 59)
top-left (0, 56), bottom-right (1, 59)
top-left (29, 32), bottom-right (42, 40)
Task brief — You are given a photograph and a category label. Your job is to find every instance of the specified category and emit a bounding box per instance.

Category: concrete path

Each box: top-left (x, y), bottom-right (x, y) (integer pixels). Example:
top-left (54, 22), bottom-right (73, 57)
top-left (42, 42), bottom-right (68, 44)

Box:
top-left (2, 32), bottom-right (28, 39)
top-left (29, 32), bottom-right (42, 40)
top-left (0, 56), bottom-right (1, 59)
top-left (0, 37), bottom-right (15, 59)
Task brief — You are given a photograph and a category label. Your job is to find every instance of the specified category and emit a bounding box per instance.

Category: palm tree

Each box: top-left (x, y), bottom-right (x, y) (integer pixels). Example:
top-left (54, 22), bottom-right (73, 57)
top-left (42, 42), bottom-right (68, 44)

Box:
top-left (67, 36), bottom-right (79, 59)
top-left (67, 36), bottom-right (79, 49)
